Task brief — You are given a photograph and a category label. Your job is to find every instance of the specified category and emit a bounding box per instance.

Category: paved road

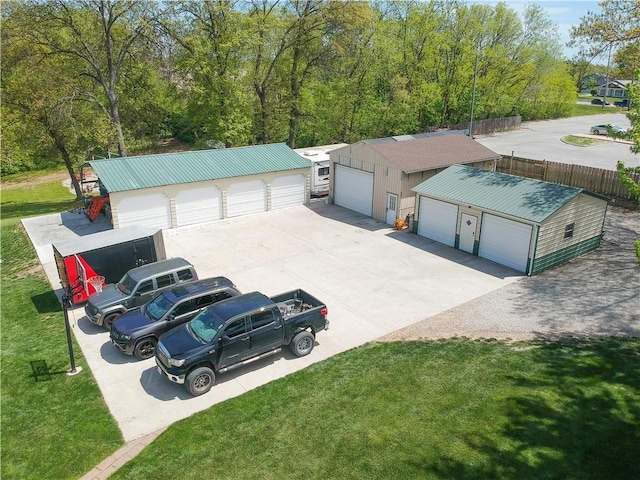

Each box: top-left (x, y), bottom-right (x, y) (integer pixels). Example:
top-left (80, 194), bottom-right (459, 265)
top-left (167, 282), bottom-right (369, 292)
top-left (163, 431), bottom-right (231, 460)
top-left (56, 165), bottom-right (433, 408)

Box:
top-left (475, 113), bottom-right (637, 171)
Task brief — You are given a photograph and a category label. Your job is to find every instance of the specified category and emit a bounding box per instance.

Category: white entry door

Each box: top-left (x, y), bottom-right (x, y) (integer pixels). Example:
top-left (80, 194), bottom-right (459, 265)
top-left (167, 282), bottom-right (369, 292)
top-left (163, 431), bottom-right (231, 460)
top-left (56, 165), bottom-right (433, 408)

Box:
top-left (386, 193), bottom-right (398, 225)
top-left (459, 213), bottom-right (477, 253)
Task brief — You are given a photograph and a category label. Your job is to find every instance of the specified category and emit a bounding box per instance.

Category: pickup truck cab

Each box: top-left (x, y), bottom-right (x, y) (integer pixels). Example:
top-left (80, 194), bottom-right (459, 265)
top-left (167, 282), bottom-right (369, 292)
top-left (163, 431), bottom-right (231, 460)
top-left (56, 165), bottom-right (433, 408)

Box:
top-left (155, 289), bottom-right (329, 396)
top-left (85, 257), bottom-right (197, 330)
top-left (110, 277), bottom-right (241, 360)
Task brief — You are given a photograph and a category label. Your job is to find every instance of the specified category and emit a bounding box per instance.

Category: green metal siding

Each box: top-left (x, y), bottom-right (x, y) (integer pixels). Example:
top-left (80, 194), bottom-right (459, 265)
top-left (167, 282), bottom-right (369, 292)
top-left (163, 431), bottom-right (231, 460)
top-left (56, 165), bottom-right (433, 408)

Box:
top-left (88, 143), bottom-right (311, 193)
top-left (412, 164), bottom-right (581, 224)
top-left (530, 234), bottom-right (603, 274)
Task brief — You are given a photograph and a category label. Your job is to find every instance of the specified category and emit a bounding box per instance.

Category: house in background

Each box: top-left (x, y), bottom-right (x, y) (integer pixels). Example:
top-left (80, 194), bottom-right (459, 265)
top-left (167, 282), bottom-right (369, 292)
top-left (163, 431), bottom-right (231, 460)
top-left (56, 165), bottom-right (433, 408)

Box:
top-left (87, 143), bottom-right (312, 230)
top-left (412, 164), bottom-right (608, 275)
top-left (328, 131), bottom-right (501, 225)
top-left (580, 74), bottom-right (629, 99)
top-left (596, 79), bottom-right (629, 99)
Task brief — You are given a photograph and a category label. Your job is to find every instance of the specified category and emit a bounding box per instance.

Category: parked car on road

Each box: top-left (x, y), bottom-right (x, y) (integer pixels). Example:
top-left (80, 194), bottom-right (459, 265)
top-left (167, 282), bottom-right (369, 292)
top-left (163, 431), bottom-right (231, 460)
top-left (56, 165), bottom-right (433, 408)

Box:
top-left (590, 98), bottom-right (610, 105)
top-left (85, 257), bottom-right (197, 329)
top-left (110, 277), bottom-right (241, 360)
top-left (589, 124), bottom-right (627, 135)
top-left (614, 99), bottom-right (633, 108)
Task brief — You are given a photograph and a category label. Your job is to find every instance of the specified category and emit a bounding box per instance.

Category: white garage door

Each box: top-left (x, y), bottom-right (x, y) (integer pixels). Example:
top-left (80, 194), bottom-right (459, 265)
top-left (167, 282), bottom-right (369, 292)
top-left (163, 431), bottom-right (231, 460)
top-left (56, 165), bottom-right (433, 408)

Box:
top-left (334, 165), bottom-right (373, 216)
top-left (116, 193), bottom-right (171, 229)
top-left (417, 197), bottom-right (458, 247)
top-left (479, 214), bottom-right (532, 272)
top-left (272, 174), bottom-right (306, 210)
top-left (176, 186), bottom-right (222, 227)
top-left (227, 180), bottom-right (267, 218)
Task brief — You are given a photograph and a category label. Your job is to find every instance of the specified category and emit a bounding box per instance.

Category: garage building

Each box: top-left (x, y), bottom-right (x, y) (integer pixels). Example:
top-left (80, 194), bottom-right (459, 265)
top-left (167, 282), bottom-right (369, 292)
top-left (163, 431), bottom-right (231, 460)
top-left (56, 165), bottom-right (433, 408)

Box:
top-left (412, 164), bottom-right (608, 275)
top-left (329, 131), bottom-right (501, 224)
top-left (87, 143), bottom-right (312, 230)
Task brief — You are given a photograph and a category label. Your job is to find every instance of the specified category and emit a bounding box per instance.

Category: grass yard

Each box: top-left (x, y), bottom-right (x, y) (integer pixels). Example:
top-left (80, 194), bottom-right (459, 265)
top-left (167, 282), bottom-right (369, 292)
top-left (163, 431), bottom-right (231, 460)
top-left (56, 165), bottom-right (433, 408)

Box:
top-left (571, 103), bottom-right (626, 117)
top-left (113, 339), bottom-right (640, 480)
top-left (2, 164), bottom-right (639, 480)
top-left (1, 171), bottom-right (123, 480)
top-left (561, 135), bottom-right (607, 147)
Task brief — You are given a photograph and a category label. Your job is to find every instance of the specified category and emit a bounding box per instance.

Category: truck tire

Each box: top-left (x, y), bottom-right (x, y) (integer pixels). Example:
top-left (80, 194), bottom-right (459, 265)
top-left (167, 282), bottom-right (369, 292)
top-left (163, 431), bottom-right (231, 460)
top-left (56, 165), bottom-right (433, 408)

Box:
top-left (134, 338), bottom-right (157, 361)
top-left (186, 367), bottom-right (215, 396)
top-left (290, 331), bottom-right (315, 357)
top-left (103, 313), bottom-right (120, 330)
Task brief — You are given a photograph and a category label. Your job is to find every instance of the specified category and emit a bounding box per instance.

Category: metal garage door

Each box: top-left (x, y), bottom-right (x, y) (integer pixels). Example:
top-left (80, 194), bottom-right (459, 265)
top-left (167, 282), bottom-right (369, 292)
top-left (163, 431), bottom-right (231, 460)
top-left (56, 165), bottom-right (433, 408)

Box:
top-left (117, 193), bottom-right (171, 229)
top-left (271, 174), bottom-right (306, 210)
top-left (176, 186), bottom-right (222, 227)
top-left (479, 214), bottom-right (532, 272)
top-left (227, 180), bottom-right (267, 218)
top-left (417, 197), bottom-right (458, 247)
top-left (334, 165), bottom-right (373, 216)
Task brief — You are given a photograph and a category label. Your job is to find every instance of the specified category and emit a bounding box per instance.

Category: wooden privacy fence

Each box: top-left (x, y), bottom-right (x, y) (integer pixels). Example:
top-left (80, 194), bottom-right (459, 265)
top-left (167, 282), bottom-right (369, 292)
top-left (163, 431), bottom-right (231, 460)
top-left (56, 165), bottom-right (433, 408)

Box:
top-left (496, 156), bottom-right (639, 201)
top-left (449, 116), bottom-right (522, 135)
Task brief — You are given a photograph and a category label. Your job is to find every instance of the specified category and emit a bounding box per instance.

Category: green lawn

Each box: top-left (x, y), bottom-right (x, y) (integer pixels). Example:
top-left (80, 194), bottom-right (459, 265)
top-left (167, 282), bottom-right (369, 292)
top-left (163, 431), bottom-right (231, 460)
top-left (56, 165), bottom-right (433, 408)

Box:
top-left (2, 166), bottom-right (639, 480)
top-left (572, 103), bottom-right (627, 117)
top-left (1, 171), bottom-right (123, 480)
top-left (113, 339), bottom-right (640, 480)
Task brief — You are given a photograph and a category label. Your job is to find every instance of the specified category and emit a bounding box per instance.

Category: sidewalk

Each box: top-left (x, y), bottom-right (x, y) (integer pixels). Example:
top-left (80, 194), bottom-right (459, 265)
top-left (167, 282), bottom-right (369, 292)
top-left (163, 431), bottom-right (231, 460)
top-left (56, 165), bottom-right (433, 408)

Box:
top-left (79, 428), bottom-right (166, 480)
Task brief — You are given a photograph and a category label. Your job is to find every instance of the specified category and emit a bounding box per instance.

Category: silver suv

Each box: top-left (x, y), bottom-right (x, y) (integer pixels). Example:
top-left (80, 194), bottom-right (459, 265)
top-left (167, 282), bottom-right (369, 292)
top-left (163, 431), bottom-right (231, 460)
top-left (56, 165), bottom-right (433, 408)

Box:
top-left (85, 257), bottom-right (197, 329)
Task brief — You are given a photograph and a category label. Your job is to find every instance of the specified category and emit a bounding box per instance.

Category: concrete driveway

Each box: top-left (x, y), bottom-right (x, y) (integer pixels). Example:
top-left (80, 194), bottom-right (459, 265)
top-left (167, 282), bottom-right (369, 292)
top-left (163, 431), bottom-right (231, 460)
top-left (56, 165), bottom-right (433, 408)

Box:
top-left (475, 113), bottom-right (637, 170)
top-left (24, 203), bottom-right (521, 442)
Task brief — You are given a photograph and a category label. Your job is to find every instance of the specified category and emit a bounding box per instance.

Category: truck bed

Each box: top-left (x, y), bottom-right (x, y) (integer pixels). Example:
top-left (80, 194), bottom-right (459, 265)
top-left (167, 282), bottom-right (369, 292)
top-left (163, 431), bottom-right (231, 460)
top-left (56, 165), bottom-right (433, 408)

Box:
top-left (270, 289), bottom-right (325, 319)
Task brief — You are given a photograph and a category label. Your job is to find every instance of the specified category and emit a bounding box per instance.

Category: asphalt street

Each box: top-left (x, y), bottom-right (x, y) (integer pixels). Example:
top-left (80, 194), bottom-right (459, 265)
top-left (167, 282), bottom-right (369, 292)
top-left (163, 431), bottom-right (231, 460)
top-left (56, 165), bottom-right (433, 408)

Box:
top-left (475, 112), bottom-right (637, 170)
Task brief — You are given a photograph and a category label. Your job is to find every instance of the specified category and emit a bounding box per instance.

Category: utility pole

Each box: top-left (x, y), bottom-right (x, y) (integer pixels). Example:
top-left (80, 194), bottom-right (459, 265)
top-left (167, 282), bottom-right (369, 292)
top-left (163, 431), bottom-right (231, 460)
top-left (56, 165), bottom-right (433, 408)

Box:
top-left (469, 51), bottom-right (478, 137)
top-left (603, 43), bottom-right (612, 108)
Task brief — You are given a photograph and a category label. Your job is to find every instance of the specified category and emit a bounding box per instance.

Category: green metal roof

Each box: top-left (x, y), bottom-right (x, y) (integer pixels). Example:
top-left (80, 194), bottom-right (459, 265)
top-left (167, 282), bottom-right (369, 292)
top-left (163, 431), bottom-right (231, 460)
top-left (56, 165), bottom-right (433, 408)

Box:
top-left (88, 143), bottom-right (311, 193)
top-left (412, 164), bottom-right (584, 224)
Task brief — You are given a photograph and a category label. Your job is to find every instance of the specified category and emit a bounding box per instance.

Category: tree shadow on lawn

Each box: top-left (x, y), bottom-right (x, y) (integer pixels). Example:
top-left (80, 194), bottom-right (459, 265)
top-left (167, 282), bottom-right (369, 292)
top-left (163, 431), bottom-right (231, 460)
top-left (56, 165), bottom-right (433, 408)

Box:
top-left (411, 338), bottom-right (640, 480)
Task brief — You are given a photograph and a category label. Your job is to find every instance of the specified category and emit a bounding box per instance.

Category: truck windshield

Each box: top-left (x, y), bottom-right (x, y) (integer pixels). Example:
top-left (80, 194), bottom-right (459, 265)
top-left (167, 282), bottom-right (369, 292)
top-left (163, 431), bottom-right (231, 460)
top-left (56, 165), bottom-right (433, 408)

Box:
top-left (116, 273), bottom-right (135, 295)
top-left (189, 308), bottom-right (224, 343)
top-left (144, 293), bottom-right (174, 322)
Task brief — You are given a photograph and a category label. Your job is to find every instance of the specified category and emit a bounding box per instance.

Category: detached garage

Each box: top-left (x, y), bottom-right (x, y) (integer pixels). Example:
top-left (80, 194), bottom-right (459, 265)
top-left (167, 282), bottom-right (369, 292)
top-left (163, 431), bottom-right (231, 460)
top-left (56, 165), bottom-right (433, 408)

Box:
top-left (86, 143), bottom-right (311, 230)
top-left (329, 131), bottom-right (500, 225)
top-left (412, 165), bottom-right (608, 275)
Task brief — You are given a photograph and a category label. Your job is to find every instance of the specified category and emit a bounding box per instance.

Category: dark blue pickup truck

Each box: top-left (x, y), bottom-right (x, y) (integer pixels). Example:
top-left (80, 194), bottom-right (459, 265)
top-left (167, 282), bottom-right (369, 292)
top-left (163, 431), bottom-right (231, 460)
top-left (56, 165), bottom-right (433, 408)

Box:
top-left (155, 289), bottom-right (329, 396)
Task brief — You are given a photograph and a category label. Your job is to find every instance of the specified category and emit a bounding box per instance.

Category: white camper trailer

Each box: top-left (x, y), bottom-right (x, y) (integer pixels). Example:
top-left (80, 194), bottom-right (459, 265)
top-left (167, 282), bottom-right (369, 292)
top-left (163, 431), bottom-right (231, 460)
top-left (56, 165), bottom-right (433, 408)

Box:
top-left (295, 144), bottom-right (348, 198)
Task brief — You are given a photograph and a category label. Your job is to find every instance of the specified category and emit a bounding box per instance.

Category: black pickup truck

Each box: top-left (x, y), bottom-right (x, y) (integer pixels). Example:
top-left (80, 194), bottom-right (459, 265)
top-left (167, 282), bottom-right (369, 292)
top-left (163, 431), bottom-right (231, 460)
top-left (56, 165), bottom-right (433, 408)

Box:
top-left (155, 289), bottom-right (329, 396)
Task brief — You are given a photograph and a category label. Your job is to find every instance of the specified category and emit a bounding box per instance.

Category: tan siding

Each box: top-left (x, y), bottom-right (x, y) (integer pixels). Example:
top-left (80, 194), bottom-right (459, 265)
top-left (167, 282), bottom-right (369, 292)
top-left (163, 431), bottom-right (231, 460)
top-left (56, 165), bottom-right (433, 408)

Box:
top-left (330, 145), bottom-right (496, 222)
top-left (535, 194), bottom-right (607, 259)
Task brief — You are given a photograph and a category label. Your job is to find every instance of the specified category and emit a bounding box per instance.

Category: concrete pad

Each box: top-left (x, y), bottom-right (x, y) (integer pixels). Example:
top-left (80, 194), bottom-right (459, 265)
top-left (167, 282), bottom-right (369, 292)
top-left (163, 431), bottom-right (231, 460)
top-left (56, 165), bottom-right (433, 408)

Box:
top-left (24, 202), bottom-right (522, 442)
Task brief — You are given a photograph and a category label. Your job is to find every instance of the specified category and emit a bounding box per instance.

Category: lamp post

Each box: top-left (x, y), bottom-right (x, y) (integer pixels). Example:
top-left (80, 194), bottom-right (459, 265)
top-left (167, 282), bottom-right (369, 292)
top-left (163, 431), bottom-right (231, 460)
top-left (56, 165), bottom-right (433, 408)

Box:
top-left (62, 287), bottom-right (83, 376)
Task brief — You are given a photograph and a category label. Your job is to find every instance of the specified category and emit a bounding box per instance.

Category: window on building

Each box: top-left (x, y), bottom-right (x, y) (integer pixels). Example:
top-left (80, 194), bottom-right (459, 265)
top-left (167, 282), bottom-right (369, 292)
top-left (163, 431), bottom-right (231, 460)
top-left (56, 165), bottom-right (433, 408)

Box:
top-left (564, 223), bottom-right (575, 239)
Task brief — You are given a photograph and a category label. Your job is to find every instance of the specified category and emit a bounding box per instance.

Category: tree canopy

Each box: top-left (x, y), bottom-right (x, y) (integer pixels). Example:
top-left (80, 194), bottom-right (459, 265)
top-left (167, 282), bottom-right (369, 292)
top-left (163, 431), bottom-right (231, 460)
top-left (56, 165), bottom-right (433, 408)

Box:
top-left (2, 0), bottom-right (577, 182)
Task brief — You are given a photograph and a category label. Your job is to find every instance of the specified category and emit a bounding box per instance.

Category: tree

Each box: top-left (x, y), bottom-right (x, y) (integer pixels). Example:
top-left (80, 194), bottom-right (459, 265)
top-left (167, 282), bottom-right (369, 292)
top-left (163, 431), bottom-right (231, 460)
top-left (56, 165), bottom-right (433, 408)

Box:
top-left (2, 2), bottom-right (112, 198)
top-left (23, 0), bottom-right (163, 157)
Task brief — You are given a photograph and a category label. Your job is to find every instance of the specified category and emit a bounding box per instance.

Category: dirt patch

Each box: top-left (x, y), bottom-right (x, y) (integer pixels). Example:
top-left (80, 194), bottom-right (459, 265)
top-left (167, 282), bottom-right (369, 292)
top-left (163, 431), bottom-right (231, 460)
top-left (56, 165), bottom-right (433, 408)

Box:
top-left (1, 171), bottom-right (68, 190)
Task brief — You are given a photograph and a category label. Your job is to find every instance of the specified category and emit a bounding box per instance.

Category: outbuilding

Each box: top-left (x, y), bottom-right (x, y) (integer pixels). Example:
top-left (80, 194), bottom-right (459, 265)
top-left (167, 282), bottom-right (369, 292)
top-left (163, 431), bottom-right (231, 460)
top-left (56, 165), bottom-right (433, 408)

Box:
top-left (328, 131), bottom-right (501, 224)
top-left (412, 164), bottom-right (609, 275)
top-left (87, 143), bottom-right (312, 230)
